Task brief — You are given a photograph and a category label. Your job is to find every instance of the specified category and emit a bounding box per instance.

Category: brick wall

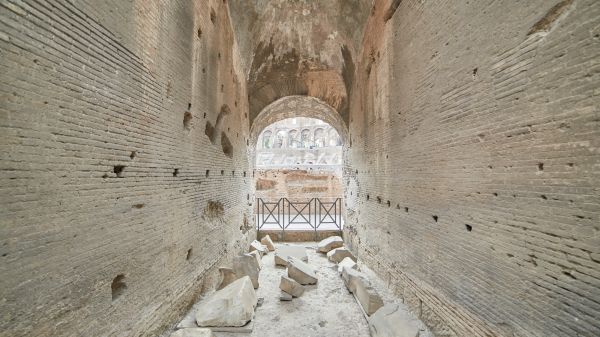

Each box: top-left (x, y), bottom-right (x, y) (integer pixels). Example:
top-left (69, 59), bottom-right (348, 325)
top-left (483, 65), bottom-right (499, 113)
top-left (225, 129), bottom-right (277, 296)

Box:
top-left (0, 1), bottom-right (253, 336)
top-left (345, 0), bottom-right (600, 336)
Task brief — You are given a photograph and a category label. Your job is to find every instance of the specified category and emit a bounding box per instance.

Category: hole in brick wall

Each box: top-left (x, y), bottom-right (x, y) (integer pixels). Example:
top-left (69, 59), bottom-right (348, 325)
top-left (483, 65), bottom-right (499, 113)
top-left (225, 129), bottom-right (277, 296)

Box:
top-left (173, 168), bottom-right (179, 177)
top-left (188, 103), bottom-right (192, 110)
top-left (221, 133), bottom-right (233, 158)
top-left (246, 139), bottom-right (249, 146)
top-left (377, 196), bottom-right (382, 204)
top-left (203, 112), bottom-right (207, 118)
top-left (541, 195), bottom-right (547, 200)
top-left (563, 270), bottom-right (576, 279)
top-left (218, 52), bottom-right (221, 60)
top-left (210, 8), bottom-right (216, 23)
top-left (234, 101), bottom-right (238, 107)
top-left (405, 207), bottom-right (409, 213)
top-left (113, 165), bottom-right (125, 178)
top-left (567, 162), bottom-right (574, 167)
top-left (132, 203), bottom-right (145, 209)
top-left (130, 151), bottom-right (137, 159)
top-left (366, 194), bottom-right (370, 201)
top-left (221, 84), bottom-right (224, 92)
top-left (202, 68), bottom-right (206, 74)
top-left (186, 248), bottom-right (192, 261)
top-left (243, 171), bottom-right (246, 177)
top-left (472, 67), bottom-right (478, 78)
top-left (247, 194), bottom-right (250, 200)
top-left (396, 204), bottom-right (400, 209)
top-left (493, 193), bottom-right (498, 197)
top-left (465, 224), bottom-right (473, 232)
top-left (206, 170), bottom-right (210, 177)
top-left (432, 215), bottom-right (438, 222)
top-left (387, 200), bottom-right (391, 207)
top-left (183, 111), bottom-right (193, 130)
top-left (197, 27), bottom-right (202, 38)
top-left (231, 170), bottom-right (235, 176)
top-left (102, 173), bottom-right (109, 179)
top-left (221, 170), bottom-right (224, 175)
top-left (111, 274), bottom-right (127, 301)
top-left (537, 163), bottom-right (544, 171)
top-left (205, 121), bottom-right (215, 141)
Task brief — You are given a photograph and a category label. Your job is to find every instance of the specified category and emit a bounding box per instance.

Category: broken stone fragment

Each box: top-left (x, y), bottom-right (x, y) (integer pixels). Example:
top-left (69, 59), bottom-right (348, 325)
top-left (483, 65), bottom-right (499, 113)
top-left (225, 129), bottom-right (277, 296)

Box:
top-left (217, 267), bottom-right (237, 290)
top-left (249, 240), bottom-right (268, 256)
top-left (233, 254), bottom-right (260, 289)
top-left (341, 266), bottom-right (383, 315)
top-left (170, 328), bottom-right (216, 337)
top-left (195, 276), bottom-right (257, 327)
top-left (248, 250), bottom-right (262, 269)
top-left (337, 257), bottom-right (358, 274)
top-left (368, 304), bottom-right (420, 337)
top-left (280, 291), bottom-right (292, 301)
top-left (317, 235), bottom-right (344, 253)
top-left (279, 275), bottom-right (305, 297)
top-left (287, 256), bottom-right (318, 285)
top-left (327, 247), bottom-right (356, 263)
top-left (260, 235), bottom-right (275, 251)
top-left (274, 245), bottom-right (308, 266)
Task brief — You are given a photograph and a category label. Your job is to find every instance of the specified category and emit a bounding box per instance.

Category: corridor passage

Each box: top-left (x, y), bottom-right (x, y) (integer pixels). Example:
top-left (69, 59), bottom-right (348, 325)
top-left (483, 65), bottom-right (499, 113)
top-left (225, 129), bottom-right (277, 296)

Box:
top-left (1, 0), bottom-right (599, 336)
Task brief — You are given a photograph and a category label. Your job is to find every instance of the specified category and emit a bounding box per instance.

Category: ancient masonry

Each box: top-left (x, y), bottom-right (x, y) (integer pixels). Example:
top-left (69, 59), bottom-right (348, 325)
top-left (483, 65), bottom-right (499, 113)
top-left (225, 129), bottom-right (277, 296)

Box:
top-left (1, 1), bottom-right (599, 337)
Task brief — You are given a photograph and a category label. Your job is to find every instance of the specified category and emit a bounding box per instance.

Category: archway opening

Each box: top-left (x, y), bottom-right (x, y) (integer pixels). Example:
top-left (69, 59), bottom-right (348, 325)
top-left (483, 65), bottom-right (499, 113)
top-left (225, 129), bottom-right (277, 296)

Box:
top-left (250, 97), bottom-right (347, 239)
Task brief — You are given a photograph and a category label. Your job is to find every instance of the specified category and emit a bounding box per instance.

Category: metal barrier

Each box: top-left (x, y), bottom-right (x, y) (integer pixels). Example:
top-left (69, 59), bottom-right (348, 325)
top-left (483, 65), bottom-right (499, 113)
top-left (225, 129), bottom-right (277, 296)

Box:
top-left (256, 198), bottom-right (343, 238)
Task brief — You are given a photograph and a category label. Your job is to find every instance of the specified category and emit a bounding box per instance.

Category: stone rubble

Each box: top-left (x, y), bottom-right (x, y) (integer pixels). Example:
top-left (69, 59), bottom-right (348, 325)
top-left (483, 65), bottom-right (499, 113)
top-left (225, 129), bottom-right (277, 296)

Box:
top-left (337, 256), bottom-right (358, 274)
top-left (274, 245), bottom-right (309, 266)
top-left (233, 254), bottom-right (261, 289)
top-left (327, 247), bottom-right (357, 263)
top-left (248, 250), bottom-right (263, 269)
top-left (195, 276), bottom-right (257, 327)
top-left (287, 256), bottom-right (318, 285)
top-left (260, 235), bottom-right (276, 251)
top-left (317, 236), bottom-right (344, 253)
top-left (341, 265), bottom-right (383, 315)
top-left (279, 275), bottom-right (305, 297)
top-left (249, 240), bottom-right (268, 256)
top-left (369, 304), bottom-right (421, 337)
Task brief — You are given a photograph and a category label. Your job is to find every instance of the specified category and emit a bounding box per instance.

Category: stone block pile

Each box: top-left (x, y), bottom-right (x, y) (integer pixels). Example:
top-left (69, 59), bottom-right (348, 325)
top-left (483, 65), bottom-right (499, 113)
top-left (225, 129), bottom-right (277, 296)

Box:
top-left (317, 236), bottom-right (420, 337)
top-left (277, 244), bottom-right (319, 301)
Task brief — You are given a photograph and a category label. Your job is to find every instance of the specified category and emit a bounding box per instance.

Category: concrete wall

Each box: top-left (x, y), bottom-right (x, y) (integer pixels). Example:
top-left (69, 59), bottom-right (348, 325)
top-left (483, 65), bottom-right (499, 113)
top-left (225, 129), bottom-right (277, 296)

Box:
top-left (345, 0), bottom-right (600, 336)
top-left (0, 1), bottom-right (253, 336)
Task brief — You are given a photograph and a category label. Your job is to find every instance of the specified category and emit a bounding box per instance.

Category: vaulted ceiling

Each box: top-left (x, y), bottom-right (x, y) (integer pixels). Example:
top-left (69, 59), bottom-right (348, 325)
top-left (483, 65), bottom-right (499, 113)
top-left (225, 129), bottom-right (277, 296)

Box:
top-left (228, 0), bottom-right (372, 126)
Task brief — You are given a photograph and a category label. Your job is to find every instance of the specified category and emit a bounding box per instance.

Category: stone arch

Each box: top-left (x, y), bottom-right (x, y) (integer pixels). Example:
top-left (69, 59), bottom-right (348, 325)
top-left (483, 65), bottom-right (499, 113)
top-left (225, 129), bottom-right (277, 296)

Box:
top-left (249, 96), bottom-right (348, 149)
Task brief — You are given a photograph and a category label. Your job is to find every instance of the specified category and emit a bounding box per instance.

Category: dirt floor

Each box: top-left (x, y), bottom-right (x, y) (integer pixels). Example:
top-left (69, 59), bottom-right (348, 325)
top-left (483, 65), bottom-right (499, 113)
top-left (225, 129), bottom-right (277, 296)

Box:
top-left (173, 242), bottom-right (431, 337)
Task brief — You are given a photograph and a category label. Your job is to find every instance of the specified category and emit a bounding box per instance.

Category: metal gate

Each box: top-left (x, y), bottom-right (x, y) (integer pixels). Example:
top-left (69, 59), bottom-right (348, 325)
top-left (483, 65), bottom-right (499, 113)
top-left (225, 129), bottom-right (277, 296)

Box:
top-left (256, 198), bottom-right (343, 238)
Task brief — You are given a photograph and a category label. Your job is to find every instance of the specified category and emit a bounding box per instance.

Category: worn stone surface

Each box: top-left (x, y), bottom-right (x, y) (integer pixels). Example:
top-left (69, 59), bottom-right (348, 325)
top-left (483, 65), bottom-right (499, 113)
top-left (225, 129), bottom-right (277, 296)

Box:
top-left (248, 251), bottom-right (262, 270)
top-left (327, 248), bottom-right (356, 263)
top-left (279, 291), bottom-right (293, 301)
top-left (317, 236), bottom-right (344, 253)
top-left (287, 257), bottom-right (318, 285)
top-left (0, 1), bottom-right (254, 336)
top-left (368, 304), bottom-right (420, 337)
top-left (195, 277), bottom-right (257, 328)
top-left (341, 266), bottom-right (383, 315)
top-left (233, 255), bottom-right (260, 289)
top-left (218, 267), bottom-right (238, 290)
top-left (170, 328), bottom-right (216, 337)
top-left (259, 235), bottom-right (275, 251)
top-left (344, 1), bottom-right (600, 336)
top-left (338, 257), bottom-right (358, 275)
top-left (279, 275), bottom-right (305, 298)
top-left (274, 245), bottom-right (309, 266)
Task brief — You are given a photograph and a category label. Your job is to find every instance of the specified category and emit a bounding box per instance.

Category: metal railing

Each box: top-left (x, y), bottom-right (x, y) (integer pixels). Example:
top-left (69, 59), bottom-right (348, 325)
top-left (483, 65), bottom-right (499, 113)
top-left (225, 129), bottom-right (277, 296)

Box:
top-left (256, 198), bottom-right (343, 238)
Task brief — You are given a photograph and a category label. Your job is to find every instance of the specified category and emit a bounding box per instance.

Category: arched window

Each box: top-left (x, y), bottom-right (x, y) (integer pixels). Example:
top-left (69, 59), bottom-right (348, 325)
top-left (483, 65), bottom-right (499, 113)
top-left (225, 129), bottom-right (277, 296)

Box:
top-left (273, 130), bottom-right (286, 148)
top-left (262, 130), bottom-right (272, 149)
top-left (314, 128), bottom-right (325, 148)
top-left (301, 129), bottom-right (311, 148)
top-left (288, 129), bottom-right (298, 148)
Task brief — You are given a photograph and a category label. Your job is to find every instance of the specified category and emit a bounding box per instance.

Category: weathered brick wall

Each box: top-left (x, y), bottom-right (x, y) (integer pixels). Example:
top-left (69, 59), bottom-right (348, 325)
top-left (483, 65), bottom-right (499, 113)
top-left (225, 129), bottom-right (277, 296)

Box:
top-left (0, 1), bottom-right (253, 336)
top-left (255, 169), bottom-right (343, 201)
top-left (345, 0), bottom-right (600, 336)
